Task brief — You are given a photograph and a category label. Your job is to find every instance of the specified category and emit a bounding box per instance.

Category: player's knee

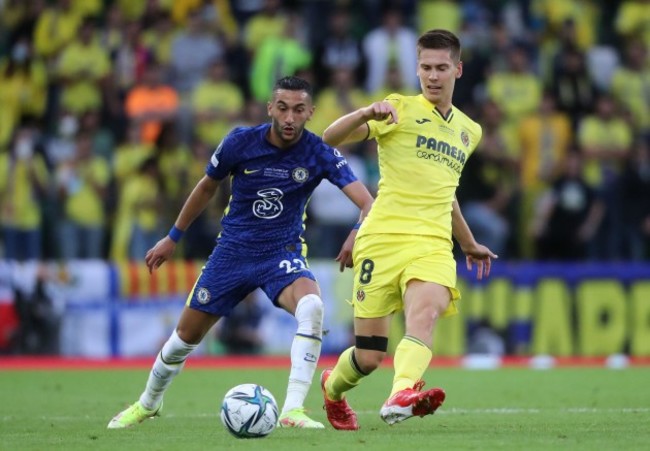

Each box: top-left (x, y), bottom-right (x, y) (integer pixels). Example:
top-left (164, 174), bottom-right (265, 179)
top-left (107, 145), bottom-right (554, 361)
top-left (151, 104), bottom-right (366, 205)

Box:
top-left (353, 348), bottom-right (385, 373)
top-left (161, 330), bottom-right (199, 364)
top-left (295, 294), bottom-right (324, 336)
top-left (354, 335), bottom-right (388, 373)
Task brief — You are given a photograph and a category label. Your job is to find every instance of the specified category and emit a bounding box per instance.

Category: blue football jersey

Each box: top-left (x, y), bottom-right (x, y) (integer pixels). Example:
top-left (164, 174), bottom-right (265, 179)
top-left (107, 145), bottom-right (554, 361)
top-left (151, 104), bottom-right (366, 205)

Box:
top-left (205, 124), bottom-right (358, 255)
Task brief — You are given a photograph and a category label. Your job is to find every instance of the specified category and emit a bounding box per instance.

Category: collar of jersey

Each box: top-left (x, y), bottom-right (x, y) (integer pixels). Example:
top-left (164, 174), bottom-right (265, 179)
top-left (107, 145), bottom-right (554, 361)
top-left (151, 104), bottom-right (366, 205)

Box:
top-left (417, 94), bottom-right (454, 123)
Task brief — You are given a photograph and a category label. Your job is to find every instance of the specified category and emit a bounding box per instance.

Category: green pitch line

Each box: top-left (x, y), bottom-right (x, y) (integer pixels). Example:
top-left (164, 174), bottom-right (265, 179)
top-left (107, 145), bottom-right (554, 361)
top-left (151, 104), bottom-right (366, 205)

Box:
top-left (1, 368), bottom-right (649, 450)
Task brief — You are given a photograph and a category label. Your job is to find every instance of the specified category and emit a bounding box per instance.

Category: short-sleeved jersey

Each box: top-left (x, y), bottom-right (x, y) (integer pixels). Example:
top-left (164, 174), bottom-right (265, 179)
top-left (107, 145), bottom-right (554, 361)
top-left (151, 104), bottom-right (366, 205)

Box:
top-left (206, 123), bottom-right (357, 255)
top-left (362, 93), bottom-right (482, 243)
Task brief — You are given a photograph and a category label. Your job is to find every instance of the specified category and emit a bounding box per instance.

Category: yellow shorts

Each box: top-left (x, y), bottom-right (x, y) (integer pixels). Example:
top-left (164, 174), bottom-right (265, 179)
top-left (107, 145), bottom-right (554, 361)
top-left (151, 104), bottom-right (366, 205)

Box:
top-left (351, 233), bottom-right (460, 318)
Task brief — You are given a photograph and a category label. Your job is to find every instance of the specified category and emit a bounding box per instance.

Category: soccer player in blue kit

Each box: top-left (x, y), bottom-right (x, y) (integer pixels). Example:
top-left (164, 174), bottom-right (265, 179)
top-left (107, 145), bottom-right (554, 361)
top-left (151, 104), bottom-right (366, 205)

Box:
top-left (108, 77), bottom-right (374, 429)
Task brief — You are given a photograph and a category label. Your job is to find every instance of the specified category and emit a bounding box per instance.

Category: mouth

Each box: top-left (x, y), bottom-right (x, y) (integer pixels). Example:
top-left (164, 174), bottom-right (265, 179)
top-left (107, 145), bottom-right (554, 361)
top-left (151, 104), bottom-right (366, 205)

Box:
top-left (282, 126), bottom-right (295, 135)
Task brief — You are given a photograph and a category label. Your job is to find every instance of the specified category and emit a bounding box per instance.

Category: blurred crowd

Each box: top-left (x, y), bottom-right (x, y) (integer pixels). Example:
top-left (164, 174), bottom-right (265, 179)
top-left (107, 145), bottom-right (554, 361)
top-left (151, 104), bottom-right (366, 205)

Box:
top-left (0, 0), bottom-right (649, 263)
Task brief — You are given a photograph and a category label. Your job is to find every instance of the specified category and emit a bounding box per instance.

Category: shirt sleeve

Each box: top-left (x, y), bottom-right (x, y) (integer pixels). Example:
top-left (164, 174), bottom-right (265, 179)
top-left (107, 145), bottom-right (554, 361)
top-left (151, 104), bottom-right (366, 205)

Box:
top-left (205, 130), bottom-right (239, 180)
top-left (320, 144), bottom-right (358, 189)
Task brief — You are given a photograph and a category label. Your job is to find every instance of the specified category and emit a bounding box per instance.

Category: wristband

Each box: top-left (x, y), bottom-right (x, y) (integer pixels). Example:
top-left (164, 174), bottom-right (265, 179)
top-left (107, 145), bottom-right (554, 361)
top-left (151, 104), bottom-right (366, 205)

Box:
top-left (168, 225), bottom-right (184, 243)
top-left (352, 222), bottom-right (362, 230)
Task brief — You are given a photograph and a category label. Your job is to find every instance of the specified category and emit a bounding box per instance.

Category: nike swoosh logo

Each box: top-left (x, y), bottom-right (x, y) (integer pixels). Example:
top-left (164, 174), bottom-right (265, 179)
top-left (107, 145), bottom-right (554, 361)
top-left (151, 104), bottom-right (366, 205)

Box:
top-left (244, 169), bottom-right (260, 174)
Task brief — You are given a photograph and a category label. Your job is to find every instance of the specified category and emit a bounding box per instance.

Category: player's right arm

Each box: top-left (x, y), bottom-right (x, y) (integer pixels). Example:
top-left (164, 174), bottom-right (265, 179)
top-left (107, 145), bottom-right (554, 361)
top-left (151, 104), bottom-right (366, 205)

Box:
top-left (145, 175), bottom-right (221, 273)
top-left (323, 101), bottom-right (398, 146)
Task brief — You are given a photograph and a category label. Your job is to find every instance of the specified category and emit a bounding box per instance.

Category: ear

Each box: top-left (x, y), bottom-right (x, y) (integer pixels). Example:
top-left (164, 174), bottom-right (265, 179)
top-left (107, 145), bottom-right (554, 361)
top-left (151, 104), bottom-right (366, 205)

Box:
top-left (267, 102), bottom-right (272, 117)
top-left (456, 61), bottom-right (463, 79)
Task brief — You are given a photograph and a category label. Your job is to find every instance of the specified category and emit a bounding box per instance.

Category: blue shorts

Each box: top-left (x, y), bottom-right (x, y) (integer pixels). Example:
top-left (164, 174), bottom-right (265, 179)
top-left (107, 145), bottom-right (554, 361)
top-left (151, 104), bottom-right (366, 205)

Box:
top-left (186, 245), bottom-right (316, 316)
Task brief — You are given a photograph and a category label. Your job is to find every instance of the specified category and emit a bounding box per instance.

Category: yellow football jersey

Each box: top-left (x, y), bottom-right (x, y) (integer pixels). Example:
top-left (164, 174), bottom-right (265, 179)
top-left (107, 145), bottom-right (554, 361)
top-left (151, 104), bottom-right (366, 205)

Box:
top-left (361, 93), bottom-right (482, 242)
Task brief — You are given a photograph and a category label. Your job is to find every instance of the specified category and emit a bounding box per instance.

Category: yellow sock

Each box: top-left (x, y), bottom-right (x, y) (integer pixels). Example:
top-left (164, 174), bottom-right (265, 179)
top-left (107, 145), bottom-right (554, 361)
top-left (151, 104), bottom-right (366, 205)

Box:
top-left (325, 347), bottom-right (367, 401)
top-left (390, 336), bottom-right (432, 397)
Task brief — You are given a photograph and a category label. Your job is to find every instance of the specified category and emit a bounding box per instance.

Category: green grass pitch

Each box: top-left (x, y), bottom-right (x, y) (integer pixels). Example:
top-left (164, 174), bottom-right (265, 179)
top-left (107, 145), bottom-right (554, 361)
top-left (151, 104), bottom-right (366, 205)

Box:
top-left (1, 366), bottom-right (649, 450)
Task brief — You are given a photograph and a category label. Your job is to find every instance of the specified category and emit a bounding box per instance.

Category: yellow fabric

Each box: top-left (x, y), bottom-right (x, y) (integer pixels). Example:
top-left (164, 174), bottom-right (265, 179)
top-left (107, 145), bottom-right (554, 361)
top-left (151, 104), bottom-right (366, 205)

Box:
top-left (417, 0), bottom-right (462, 35)
top-left (486, 73), bottom-right (542, 124)
top-left (364, 93), bottom-right (481, 238)
top-left (309, 88), bottom-right (369, 136)
top-left (142, 28), bottom-right (179, 65)
top-left (121, 174), bottom-right (160, 231)
top-left (71, 0), bottom-right (103, 17)
top-left (578, 117), bottom-right (633, 187)
top-left (610, 68), bottom-right (650, 132)
top-left (391, 336), bottom-right (432, 396)
top-left (113, 144), bottom-right (154, 186)
top-left (33, 8), bottom-right (81, 57)
top-left (531, 0), bottom-right (599, 49)
top-left (117, 0), bottom-right (148, 20)
top-left (63, 158), bottom-right (110, 226)
top-left (244, 15), bottom-right (287, 52)
top-left (518, 113), bottom-right (572, 190)
top-left (352, 233), bottom-right (460, 318)
top-left (615, 1), bottom-right (650, 49)
top-left (0, 153), bottom-right (48, 229)
top-left (325, 347), bottom-right (364, 401)
top-left (0, 110), bottom-right (16, 149)
top-left (57, 39), bottom-right (110, 113)
top-left (191, 81), bottom-right (244, 146)
top-left (0, 59), bottom-right (48, 119)
top-left (171, 0), bottom-right (238, 43)
top-left (158, 145), bottom-right (191, 199)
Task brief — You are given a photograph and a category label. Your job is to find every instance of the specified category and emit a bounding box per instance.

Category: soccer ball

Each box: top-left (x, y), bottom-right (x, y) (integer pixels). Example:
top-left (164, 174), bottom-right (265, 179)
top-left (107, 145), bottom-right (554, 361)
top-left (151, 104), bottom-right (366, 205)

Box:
top-left (220, 383), bottom-right (279, 438)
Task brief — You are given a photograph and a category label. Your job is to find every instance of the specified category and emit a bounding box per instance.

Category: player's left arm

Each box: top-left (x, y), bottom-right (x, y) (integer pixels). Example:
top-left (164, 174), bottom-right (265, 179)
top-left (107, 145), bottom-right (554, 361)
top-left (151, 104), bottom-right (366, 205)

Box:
top-left (335, 181), bottom-right (375, 272)
top-left (451, 196), bottom-right (498, 280)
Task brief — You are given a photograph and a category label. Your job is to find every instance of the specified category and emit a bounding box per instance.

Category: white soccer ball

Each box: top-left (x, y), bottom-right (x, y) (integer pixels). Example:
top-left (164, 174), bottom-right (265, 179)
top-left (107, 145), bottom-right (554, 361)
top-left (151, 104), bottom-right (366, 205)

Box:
top-left (220, 383), bottom-right (279, 438)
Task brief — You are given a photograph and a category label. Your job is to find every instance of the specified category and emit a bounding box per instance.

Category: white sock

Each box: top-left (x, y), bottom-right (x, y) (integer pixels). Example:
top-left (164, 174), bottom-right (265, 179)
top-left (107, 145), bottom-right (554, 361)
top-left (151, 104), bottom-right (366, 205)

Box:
top-left (139, 330), bottom-right (198, 410)
top-left (282, 294), bottom-right (324, 414)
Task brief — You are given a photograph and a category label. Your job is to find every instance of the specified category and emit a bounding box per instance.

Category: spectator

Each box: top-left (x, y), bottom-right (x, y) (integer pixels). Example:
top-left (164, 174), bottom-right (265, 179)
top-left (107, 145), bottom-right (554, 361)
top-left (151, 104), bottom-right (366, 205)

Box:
top-left (531, 151), bottom-right (604, 260)
top-left (242, 0), bottom-right (287, 55)
top-left (457, 101), bottom-right (515, 258)
top-left (518, 91), bottom-right (572, 257)
top-left (56, 17), bottom-right (111, 115)
top-left (141, 11), bottom-right (179, 67)
top-left (619, 138), bottom-right (650, 260)
top-left (609, 39), bottom-right (650, 136)
top-left (615, 0), bottom-right (650, 50)
top-left (32, 0), bottom-right (81, 62)
top-left (191, 59), bottom-right (244, 147)
top-left (182, 139), bottom-right (228, 260)
top-left (0, 125), bottom-right (49, 261)
top-left (122, 157), bottom-right (164, 260)
top-left (578, 93), bottom-right (633, 259)
top-left (312, 7), bottom-right (366, 90)
top-left (124, 62), bottom-right (179, 144)
top-left (0, 37), bottom-right (48, 148)
top-left (486, 44), bottom-right (542, 129)
top-left (549, 46), bottom-right (598, 130)
top-left (362, 8), bottom-right (418, 94)
top-left (168, 9), bottom-right (223, 95)
top-left (77, 109), bottom-right (114, 163)
top-left (154, 123), bottom-right (191, 226)
top-left (249, 13), bottom-right (311, 103)
top-left (110, 123), bottom-right (154, 261)
top-left (55, 132), bottom-right (109, 260)
top-left (309, 67), bottom-right (368, 136)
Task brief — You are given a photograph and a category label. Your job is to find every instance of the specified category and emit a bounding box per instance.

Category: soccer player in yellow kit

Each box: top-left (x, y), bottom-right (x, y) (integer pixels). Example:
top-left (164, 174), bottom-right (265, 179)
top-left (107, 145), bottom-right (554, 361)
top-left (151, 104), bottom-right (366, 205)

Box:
top-left (320, 29), bottom-right (497, 430)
